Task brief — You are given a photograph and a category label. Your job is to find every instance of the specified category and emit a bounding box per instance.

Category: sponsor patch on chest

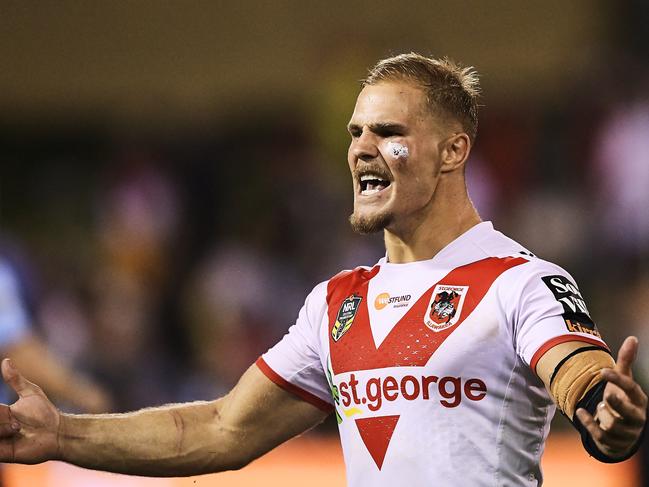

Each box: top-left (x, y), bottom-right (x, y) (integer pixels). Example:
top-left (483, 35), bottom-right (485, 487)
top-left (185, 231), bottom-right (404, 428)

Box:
top-left (424, 285), bottom-right (469, 332)
top-left (374, 292), bottom-right (412, 310)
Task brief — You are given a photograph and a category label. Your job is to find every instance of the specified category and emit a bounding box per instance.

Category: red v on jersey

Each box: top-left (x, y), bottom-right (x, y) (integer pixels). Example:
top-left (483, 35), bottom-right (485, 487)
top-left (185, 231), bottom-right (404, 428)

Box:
top-left (355, 415), bottom-right (400, 470)
top-left (327, 256), bottom-right (527, 374)
top-left (326, 256), bottom-right (527, 470)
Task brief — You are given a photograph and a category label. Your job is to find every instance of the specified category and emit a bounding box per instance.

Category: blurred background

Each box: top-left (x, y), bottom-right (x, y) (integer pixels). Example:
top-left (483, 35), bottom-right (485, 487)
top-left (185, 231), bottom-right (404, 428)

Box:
top-left (0, 1), bottom-right (648, 485)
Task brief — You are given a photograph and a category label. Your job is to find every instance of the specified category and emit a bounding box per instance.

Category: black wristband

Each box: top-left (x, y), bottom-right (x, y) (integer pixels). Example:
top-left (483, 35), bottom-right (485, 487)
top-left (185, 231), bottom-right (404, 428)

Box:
top-left (572, 380), bottom-right (647, 463)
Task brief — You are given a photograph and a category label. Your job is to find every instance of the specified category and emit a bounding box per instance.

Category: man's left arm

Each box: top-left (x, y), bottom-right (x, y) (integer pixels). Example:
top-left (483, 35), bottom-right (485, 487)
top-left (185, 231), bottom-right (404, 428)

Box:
top-left (536, 336), bottom-right (647, 461)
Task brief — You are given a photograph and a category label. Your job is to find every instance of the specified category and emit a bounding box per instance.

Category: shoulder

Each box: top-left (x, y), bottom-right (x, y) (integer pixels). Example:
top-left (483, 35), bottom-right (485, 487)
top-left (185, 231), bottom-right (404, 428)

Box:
top-left (327, 264), bottom-right (379, 286)
top-left (324, 264), bottom-right (379, 304)
top-left (498, 252), bottom-right (577, 290)
top-left (493, 254), bottom-right (590, 329)
top-left (471, 227), bottom-right (584, 305)
top-left (471, 224), bottom-right (572, 279)
top-left (296, 265), bottom-right (374, 321)
top-left (469, 224), bottom-right (537, 261)
top-left (299, 269), bottom-right (368, 325)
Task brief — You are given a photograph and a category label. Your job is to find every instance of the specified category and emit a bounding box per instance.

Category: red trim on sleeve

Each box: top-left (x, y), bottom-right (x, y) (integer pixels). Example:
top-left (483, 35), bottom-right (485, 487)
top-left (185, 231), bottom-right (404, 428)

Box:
top-left (530, 335), bottom-right (610, 374)
top-left (255, 357), bottom-right (333, 413)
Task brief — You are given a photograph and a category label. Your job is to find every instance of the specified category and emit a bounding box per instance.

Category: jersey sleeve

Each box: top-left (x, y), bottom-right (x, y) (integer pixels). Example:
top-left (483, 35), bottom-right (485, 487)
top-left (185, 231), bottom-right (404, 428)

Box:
top-left (257, 281), bottom-right (333, 412)
top-left (0, 261), bottom-right (31, 348)
top-left (499, 259), bottom-right (609, 373)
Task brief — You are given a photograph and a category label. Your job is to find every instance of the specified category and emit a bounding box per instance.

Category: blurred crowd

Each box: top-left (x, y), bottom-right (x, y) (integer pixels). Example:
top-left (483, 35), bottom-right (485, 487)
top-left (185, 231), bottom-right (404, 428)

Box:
top-left (1, 53), bottom-right (648, 483)
top-left (0, 119), bottom-right (386, 410)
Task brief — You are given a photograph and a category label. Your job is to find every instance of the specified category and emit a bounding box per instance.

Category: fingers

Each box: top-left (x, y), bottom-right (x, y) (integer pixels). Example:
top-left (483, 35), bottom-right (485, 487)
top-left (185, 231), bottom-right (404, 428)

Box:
top-left (573, 338), bottom-right (646, 459)
top-left (0, 421), bottom-right (21, 437)
top-left (594, 402), bottom-right (615, 431)
top-left (0, 405), bottom-right (21, 439)
top-left (595, 401), bottom-right (640, 437)
top-left (576, 407), bottom-right (601, 438)
top-left (1, 359), bottom-right (42, 400)
top-left (0, 359), bottom-right (11, 385)
top-left (577, 407), bottom-right (637, 453)
top-left (614, 336), bottom-right (638, 377)
top-left (605, 393), bottom-right (646, 427)
top-left (601, 368), bottom-right (648, 407)
top-left (0, 423), bottom-right (20, 435)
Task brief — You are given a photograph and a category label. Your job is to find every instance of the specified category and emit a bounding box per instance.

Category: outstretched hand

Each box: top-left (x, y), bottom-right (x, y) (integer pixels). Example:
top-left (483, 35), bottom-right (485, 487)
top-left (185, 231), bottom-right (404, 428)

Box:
top-left (0, 358), bottom-right (61, 464)
top-left (576, 336), bottom-right (648, 459)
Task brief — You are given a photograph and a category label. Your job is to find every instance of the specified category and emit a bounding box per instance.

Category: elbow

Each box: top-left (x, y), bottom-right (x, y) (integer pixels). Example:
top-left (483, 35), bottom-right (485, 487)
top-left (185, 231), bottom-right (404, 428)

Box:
top-left (209, 428), bottom-right (259, 472)
top-left (194, 448), bottom-right (253, 474)
top-left (225, 439), bottom-right (262, 471)
top-left (226, 456), bottom-right (253, 471)
top-left (214, 449), bottom-right (256, 472)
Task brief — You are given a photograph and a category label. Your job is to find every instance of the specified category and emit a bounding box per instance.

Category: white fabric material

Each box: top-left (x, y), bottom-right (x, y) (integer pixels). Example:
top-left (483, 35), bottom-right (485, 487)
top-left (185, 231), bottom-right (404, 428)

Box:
top-left (261, 222), bottom-right (607, 486)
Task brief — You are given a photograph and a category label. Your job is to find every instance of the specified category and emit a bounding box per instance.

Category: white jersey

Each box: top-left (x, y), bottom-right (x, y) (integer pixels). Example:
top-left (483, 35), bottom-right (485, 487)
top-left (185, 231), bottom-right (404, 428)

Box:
top-left (258, 222), bottom-right (608, 486)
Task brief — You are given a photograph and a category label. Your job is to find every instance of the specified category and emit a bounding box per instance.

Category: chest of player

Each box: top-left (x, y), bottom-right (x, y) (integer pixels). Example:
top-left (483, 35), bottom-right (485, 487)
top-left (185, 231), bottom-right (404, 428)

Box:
top-left (320, 257), bottom-right (528, 396)
top-left (317, 258), bottom-right (528, 473)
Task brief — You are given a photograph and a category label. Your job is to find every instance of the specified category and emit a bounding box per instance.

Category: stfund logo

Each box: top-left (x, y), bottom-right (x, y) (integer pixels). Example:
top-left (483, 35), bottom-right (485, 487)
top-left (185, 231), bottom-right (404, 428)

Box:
top-left (374, 292), bottom-right (412, 310)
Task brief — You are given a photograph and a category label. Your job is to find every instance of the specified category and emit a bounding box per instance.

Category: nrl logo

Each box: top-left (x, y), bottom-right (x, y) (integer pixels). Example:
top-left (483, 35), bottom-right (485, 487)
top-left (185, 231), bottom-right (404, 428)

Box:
top-left (331, 295), bottom-right (362, 342)
top-left (424, 285), bottom-right (469, 332)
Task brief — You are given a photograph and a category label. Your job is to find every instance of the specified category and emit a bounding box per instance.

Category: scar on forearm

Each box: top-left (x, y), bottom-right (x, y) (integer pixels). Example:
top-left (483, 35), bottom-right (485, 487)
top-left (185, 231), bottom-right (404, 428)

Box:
top-left (170, 410), bottom-right (185, 455)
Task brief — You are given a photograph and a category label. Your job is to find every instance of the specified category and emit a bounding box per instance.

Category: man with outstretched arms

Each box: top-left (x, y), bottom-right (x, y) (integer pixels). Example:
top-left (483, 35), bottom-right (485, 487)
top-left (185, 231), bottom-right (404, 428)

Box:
top-left (0, 54), bottom-right (646, 486)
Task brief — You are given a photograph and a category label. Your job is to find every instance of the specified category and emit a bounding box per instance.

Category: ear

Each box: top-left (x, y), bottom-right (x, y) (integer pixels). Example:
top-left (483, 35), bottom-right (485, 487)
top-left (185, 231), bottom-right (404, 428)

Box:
top-left (439, 133), bottom-right (471, 173)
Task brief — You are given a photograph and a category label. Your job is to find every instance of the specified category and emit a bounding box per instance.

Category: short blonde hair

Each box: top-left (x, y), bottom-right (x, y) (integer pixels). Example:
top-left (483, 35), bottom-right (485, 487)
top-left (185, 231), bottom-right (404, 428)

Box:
top-left (363, 53), bottom-right (481, 141)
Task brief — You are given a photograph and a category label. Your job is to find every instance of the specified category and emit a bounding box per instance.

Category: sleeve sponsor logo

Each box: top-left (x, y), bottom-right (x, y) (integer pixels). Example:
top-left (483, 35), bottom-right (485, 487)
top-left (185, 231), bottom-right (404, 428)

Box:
top-left (424, 285), bottom-right (469, 332)
top-left (331, 295), bottom-right (362, 342)
top-left (541, 275), bottom-right (602, 339)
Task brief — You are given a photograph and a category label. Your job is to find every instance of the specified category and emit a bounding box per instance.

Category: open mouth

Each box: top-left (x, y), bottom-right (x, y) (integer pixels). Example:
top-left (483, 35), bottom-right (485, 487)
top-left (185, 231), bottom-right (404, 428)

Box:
top-left (359, 173), bottom-right (391, 196)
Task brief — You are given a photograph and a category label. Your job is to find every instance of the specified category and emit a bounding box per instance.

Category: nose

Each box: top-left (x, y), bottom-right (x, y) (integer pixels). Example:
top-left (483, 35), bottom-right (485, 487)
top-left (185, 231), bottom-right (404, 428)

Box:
top-left (349, 129), bottom-right (379, 162)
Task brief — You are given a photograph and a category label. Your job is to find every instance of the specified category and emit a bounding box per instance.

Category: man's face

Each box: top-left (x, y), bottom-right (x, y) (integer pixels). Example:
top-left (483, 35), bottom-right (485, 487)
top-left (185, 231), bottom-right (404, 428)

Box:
top-left (347, 81), bottom-right (447, 234)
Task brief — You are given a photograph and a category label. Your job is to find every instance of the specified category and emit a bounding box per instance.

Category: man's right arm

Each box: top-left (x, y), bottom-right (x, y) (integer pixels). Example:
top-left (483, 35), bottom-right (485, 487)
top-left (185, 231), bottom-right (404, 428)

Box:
top-left (0, 358), bottom-right (329, 477)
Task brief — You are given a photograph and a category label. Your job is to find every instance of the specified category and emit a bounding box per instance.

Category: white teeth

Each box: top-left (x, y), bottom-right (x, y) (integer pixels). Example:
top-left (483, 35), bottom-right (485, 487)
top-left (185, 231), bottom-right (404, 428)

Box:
top-left (360, 174), bottom-right (387, 182)
top-left (359, 172), bottom-right (391, 196)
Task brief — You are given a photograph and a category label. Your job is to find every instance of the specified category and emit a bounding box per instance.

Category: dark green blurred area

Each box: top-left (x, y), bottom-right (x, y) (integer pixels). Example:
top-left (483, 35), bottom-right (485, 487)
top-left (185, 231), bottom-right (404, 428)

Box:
top-left (0, 1), bottom-right (648, 456)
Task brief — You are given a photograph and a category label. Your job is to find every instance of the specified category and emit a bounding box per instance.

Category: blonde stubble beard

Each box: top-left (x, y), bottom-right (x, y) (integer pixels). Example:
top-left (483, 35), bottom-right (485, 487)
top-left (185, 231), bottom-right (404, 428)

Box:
top-left (348, 208), bottom-right (394, 234)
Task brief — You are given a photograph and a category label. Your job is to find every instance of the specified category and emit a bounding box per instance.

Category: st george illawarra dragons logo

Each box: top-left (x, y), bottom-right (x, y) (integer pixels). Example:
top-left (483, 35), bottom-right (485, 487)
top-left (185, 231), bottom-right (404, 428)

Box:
top-left (331, 295), bottom-right (362, 342)
top-left (424, 285), bottom-right (469, 332)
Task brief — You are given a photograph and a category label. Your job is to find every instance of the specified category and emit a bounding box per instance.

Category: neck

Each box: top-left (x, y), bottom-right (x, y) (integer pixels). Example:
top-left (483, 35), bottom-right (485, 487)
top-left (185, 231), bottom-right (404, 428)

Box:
top-left (383, 177), bottom-right (482, 263)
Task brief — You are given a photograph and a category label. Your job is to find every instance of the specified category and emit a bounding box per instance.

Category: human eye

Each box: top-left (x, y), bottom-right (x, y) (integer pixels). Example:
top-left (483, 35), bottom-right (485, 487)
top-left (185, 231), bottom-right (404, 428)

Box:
top-left (348, 126), bottom-right (362, 138)
top-left (374, 125), bottom-right (404, 138)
